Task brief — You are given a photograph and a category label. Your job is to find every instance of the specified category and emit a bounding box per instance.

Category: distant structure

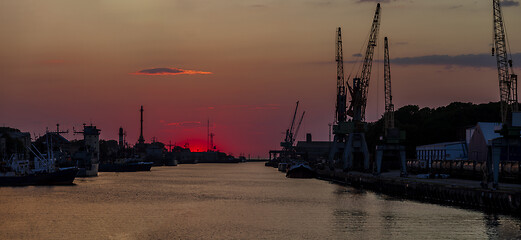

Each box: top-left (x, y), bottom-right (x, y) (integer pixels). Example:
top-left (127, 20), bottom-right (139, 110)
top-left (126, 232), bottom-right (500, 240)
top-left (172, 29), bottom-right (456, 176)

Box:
top-left (295, 133), bottom-right (331, 163)
top-left (138, 106), bottom-right (145, 145)
top-left (74, 124), bottom-right (101, 177)
top-left (119, 127), bottom-right (125, 149)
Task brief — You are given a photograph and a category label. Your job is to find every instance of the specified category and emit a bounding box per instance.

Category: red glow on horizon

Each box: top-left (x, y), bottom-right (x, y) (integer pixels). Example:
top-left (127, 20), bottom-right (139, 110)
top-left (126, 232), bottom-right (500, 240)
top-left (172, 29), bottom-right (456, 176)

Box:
top-left (178, 139), bottom-right (211, 153)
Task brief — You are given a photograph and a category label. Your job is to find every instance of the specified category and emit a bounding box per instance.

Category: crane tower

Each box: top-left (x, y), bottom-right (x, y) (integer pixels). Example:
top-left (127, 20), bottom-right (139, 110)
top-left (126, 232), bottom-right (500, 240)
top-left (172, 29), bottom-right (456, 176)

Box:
top-left (488, 0), bottom-right (521, 189)
top-left (329, 3), bottom-right (381, 171)
top-left (375, 37), bottom-right (407, 176)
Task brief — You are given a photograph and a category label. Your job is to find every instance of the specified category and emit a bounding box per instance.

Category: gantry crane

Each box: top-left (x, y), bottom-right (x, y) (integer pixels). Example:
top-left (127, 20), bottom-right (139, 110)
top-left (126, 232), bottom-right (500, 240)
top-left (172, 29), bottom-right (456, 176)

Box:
top-left (329, 3), bottom-right (381, 172)
top-left (488, 0), bottom-right (520, 189)
top-left (375, 37), bottom-right (407, 176)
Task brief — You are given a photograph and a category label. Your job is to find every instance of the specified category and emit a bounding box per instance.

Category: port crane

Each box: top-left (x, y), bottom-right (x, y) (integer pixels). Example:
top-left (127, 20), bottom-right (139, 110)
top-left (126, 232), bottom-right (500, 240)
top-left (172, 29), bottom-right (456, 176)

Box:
top-left (281, 102), bottom-right (304, 149)
top-left (329, 3), bottom-right (380, 171)
top-left (492, 0), bottom-right (518, 127)
top-left (375, 37), bottom-right (407, 176)
top-left (488, 0), bottom-right (521, 189)
top-left (280, 101), bottom-right (305, 158)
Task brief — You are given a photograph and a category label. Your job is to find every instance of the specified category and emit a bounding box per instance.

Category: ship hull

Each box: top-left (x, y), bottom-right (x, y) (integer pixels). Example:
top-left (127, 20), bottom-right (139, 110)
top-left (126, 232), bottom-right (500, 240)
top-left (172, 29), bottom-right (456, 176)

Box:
top-left (99, 162), bottom-right (153, 172)
top-left (0, 167), bottom-right (79, 186)
top-left (286, 164), bottom-right (316, 178)
top-left (77, 163), bottom-right (99, 177)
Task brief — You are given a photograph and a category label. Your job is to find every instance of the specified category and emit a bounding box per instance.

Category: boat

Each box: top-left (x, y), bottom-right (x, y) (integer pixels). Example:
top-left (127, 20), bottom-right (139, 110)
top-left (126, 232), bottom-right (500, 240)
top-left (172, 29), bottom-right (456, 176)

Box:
top-left (286, 163), bottom-right (315, 178)
top-left (0, 153), bottom-right (78, 186)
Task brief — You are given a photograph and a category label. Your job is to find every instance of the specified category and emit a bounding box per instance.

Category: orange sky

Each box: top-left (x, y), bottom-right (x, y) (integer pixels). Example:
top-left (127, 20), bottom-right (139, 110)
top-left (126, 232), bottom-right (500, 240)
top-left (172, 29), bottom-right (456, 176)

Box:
top-left (1, 0), bottom-right (520, 157)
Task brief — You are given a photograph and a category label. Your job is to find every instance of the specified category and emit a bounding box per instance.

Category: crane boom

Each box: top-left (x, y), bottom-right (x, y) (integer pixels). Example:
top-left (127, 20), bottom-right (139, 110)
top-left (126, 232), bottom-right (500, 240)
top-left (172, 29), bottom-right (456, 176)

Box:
top-left (384, 37), bottom-right (394, 131)
top-left (289, 101), bottom-right (299, 135)
top-left (284, 101), bottom-right (300, 145)
top-left (336, 27), bottom-right (347, 123)
top-left (293, 111), bottom-right (306, 144)
top-left (493, 0), bottom-right (518, 124)
top-left (347, 3), bottom-right (381, 122)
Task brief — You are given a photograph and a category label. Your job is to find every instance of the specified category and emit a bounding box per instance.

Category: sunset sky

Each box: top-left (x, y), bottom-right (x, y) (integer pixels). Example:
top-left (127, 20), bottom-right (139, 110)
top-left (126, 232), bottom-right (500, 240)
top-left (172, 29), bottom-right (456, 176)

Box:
top-left (1, 0), bottom-right (520, 157)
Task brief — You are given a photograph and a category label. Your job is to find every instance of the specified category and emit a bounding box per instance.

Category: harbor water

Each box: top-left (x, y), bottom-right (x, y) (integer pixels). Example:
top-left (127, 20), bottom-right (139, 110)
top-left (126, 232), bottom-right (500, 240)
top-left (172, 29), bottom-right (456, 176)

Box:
top-left (1, 162), bottom-right (521, 239)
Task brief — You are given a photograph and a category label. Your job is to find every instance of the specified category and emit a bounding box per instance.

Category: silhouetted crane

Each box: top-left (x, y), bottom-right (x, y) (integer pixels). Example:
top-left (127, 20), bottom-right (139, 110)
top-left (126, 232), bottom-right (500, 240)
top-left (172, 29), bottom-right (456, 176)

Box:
top-left (492, 0), bottom-right (518, 126)
top-left (329, 3), bottom-right (381, 171)
top-left (487, 0), bottom-right (521, 189)
top-left (383, 37), bottom-right (394, 132)
top-left (376, 37), bottom-right (407, 176)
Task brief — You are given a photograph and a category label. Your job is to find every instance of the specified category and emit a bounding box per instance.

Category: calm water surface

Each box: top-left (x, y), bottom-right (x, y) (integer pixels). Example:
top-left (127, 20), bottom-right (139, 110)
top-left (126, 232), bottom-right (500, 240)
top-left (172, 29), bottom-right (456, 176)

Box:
top-left (1, 162), bottom-right (521, 239)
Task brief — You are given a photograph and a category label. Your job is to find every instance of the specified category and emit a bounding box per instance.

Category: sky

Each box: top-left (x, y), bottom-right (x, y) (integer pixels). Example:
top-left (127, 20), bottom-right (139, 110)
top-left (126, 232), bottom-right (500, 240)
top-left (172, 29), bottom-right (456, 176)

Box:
top-left (1, 0), bottom-right (520, 157)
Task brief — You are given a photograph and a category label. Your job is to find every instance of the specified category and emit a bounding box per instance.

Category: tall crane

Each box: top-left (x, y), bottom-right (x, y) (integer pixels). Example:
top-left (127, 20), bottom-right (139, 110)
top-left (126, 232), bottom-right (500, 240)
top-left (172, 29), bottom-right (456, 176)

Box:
top-left (281, 101), bottom-right (305, 154)
top-left (375, 37), bottom-right (407, 176)
top-left (492, 0), bottom-right (518, 126)
top-left (347, 3), bottom-right (381, 122)
top-left (282, 101), bottom-right (299, 148)
top-left (383, 37), bottom-right (394, 132)
top-left (488, 0), bottom-right (520, 189)
top-left (336, 27), bottom-right (347, 123)
top-left (329, 3), bottom-right (381, 171)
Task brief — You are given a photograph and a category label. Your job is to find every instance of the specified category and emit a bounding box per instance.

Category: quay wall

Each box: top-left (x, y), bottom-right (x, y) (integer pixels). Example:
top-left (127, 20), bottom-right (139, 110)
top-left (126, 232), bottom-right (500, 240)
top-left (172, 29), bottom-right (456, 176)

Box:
top-left (316, 170), bottom-right (521, 214)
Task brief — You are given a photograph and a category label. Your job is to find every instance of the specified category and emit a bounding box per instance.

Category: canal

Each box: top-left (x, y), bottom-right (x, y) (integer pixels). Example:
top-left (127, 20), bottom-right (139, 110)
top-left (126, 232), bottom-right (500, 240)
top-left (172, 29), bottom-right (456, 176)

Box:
top-left (0, 162), bottom-right (520, 239)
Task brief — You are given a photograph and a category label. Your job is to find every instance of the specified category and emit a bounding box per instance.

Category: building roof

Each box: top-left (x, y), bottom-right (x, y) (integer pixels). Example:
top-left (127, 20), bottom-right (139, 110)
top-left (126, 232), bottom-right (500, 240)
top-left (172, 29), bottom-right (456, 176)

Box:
top-left (416, 141), bottom-right (465, 150)
top-left (476, 122), bottom-right (501, 145)
top-left (295, 141), bottom-right (331, 148)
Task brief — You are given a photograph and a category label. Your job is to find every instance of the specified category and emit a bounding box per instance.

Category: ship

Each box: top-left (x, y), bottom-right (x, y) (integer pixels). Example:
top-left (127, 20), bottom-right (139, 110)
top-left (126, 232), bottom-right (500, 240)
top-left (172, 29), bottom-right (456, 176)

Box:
top-left (0, 136), bottom-right (78, 186)
top-left (99, 157), bottom-right (153, 172)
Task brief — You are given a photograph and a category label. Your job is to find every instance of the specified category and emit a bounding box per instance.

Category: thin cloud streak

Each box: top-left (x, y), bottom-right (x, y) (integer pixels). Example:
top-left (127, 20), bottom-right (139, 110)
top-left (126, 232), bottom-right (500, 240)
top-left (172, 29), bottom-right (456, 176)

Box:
top-left (132, 67), bottom-right (212, 76)
top-left (312, 53), bottom-right (521, 69)
top-left (391, 53), bottom-right (521, 68)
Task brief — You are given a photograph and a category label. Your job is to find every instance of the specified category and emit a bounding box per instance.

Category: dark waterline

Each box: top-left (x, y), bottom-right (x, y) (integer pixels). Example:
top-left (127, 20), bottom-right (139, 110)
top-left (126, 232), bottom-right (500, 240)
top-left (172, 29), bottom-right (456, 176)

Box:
top-left (0, 162), bottom-right (520, 239)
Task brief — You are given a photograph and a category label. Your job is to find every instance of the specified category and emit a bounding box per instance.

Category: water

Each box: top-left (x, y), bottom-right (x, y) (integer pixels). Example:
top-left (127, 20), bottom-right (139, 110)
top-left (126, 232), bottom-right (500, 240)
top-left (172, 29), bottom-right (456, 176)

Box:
top-left (1, 162), bottom-right (521, 239)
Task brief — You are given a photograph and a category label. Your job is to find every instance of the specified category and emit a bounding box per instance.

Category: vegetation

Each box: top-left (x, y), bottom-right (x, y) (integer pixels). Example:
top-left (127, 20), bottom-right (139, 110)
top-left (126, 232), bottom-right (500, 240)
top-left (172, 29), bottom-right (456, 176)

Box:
top-left (366, 102), bottom-right (502, 158)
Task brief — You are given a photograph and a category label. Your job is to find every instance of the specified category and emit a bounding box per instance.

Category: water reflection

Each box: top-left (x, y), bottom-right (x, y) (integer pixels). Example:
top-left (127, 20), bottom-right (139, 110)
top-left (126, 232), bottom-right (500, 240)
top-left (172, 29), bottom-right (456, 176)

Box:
top-left (0, 163), bottom-right (520, 239)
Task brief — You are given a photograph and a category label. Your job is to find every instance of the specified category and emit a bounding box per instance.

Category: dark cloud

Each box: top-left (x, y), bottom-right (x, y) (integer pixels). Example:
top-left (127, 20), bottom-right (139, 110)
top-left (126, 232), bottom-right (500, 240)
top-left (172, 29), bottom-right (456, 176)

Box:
top-left (391, 53), bottom-right (521, 68)
top-left (502, 0), bottom-right (520, 7)
top-left (139, 68), bottom-right (183, 74)
top-left (132, 67), bottom-right (212, 76)
top-left (352, 53), bottom-right (363, 57)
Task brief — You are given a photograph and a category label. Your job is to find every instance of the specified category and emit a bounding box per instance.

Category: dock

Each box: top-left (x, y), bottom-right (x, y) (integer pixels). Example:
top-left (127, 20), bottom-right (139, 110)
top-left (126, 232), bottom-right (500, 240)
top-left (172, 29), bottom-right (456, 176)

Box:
top-left (315, 169), bottom-right (521, 214)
